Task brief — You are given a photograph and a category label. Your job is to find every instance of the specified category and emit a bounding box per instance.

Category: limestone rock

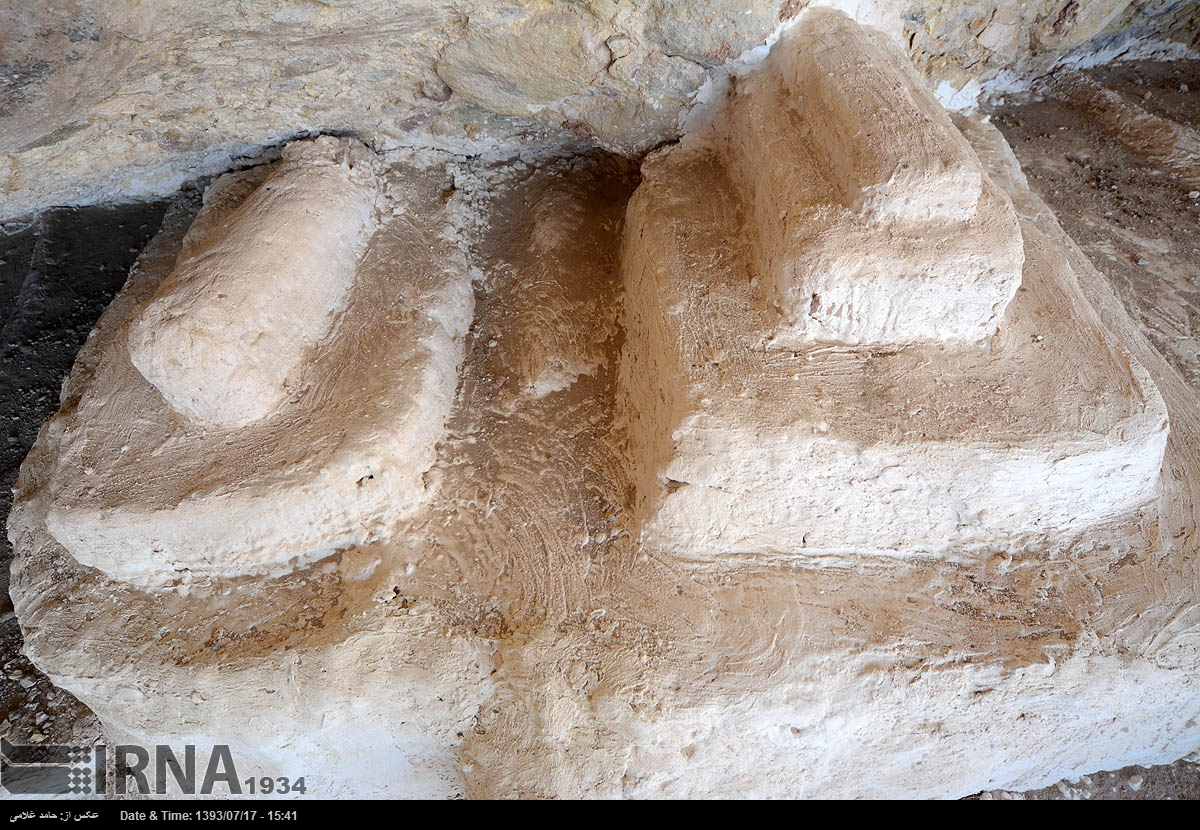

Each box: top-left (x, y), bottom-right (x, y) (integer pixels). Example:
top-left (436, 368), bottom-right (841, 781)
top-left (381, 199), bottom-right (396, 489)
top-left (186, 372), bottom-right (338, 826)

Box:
top-left (646, 0), bottom-right (780, 66)
top-left (437, 7), bottom-right (611, 117)
top-left (2, 1), bottom-right (1196, 220)
top-left (129, 137), bottom-right (382, 428)
top-left (36, 146), bottom-right (474, 585)
top-left (10, 148), bottom-right (643, 797)
top-left (9, 122), bottom-right (1200, 801)
top-left (6, 3), bottom-right (1200, 803)
top-left (619, 15), bottom-right (1166, 559)
top-left (719, 8), bottom-right (1024, 346)
top-left (788, 9), bottom-right (985, 223)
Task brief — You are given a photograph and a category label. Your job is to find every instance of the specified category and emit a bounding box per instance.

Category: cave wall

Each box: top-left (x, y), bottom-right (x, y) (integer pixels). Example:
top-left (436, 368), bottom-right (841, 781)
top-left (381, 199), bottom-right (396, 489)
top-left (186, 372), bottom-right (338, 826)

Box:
top-left (2, 0), bottom-right (1198, 219)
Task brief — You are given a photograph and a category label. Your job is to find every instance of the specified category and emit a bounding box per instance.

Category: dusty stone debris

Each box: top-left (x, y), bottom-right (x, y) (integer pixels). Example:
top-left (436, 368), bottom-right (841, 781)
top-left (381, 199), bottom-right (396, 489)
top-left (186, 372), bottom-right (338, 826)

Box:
top-left (2, 0), bottom-right (1200, 800)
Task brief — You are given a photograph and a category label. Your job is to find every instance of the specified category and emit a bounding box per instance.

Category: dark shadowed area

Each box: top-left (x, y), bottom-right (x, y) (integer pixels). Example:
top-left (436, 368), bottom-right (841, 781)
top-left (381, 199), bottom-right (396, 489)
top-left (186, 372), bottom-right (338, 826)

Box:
top-left (1, 200), bottom-right (170, 746)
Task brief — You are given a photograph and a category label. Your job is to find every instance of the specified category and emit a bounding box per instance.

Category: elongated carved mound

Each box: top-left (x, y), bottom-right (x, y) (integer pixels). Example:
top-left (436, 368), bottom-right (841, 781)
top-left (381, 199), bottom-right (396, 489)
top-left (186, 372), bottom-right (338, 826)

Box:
top-left (620, 11), bottom-right (1167, 557)
top-left (792, 9), bottom-right (984, 223)
top-left (128, 138), bottom-right (381, 428)
top-left (721, 7), bottom-right (1024, 347)
top-left (38, 143), bottom-right (474, 584)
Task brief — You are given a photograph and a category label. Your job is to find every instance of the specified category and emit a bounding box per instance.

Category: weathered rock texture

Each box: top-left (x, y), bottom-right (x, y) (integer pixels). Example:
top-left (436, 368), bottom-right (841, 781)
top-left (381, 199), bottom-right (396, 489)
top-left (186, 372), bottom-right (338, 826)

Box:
top-left (619, 12), bottom-right (1171, 561)
top-left (719, 7), bottom-right (1024, 346)
top-left (2, 1), bottom-right (1197, 220)
top-left (38, 138), bottom-right (474, 585)
top-left (991, 58), bottom-right (1200, 404)
top-left (128, 138), bottom-right (383, 428)
top-left (6, 3), bottom-right (1200, 802)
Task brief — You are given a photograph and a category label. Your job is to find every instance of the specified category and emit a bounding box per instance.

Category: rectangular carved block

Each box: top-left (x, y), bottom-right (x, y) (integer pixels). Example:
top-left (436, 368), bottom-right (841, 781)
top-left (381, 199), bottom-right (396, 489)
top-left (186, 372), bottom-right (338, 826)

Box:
top-left (719, 8), bottom-right (1023, 347)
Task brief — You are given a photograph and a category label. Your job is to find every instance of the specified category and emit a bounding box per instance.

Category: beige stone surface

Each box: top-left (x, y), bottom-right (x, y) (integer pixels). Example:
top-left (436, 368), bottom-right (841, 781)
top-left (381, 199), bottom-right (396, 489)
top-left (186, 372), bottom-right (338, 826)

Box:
top-left (37, 147), bottom-right (474, 585)
top-left (619, 16), bottom-right (1165, 558)
top-left (789, 8), bottom-right (985, 223)
top-left (437, 6), bottom-right (611, 117)
top-left (129, 137), bottom-right (382, 427)
top-left (10, 149), bottom-right (643, 797)
top-left (719, 8), bottom-right (1024, 346)
top-left (2, 1), bottom-right (1196, 220)
top-left (4, 3), bottom-right (1200, 803)
top-left (621, 151), bottom-right (1167, 557)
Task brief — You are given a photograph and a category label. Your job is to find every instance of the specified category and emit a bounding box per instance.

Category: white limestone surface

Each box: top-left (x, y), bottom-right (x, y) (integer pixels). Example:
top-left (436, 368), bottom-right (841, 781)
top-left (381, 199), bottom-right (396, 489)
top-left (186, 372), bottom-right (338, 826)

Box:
top-left (128, 137), bottom-right (382, 428)
top-left (620, 18), bottom-right (1168, 557)
top-left (6, 8), bottom-right (1198, 798)
top-left (37, 148), bottom-right (475, 585)
top-left (719, 8), bottom-right (1024, 347)
top-left (6, 130), bottom-right (1198, 799)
